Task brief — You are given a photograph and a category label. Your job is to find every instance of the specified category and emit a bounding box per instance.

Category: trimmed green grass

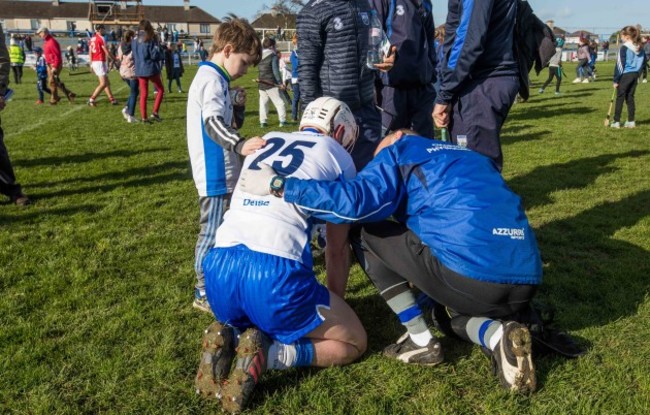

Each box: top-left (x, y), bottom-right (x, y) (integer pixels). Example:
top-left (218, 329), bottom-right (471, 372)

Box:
top-left (0, 62), bottom-right (649, 414)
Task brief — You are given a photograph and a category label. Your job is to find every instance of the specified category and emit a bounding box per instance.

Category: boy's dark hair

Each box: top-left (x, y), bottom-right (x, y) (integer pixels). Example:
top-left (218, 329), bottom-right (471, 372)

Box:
top-left (209, 18), bottom-right (262, 65)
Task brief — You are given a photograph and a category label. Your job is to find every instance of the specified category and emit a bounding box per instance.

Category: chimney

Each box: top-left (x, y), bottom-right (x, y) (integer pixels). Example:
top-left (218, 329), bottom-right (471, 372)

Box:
top-left (52, 0), bottom-right (60, 5)
top-left (184, 0), bottom-right (190, 11)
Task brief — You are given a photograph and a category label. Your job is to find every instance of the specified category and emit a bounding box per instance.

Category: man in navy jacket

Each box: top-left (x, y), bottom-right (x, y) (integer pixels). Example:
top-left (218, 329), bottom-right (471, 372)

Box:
top-left (297, 0), bottom-right (382, 170)
top-left (371, 0), bottom-right (437, 139)
top-left (433, 0), bottom-right (520, 171)
top-left (241, 130), bottom-right (542, 393)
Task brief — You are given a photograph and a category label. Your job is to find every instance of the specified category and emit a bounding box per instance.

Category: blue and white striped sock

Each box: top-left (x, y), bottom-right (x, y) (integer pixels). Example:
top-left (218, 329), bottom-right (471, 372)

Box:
top-left (383, 283), bottom-right (432, 347)
top-left (466, 317), bottom-right (503, 351)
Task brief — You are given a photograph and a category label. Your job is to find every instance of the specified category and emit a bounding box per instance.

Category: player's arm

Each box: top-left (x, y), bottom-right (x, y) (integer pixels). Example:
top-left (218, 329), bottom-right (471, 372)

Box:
top-left (325, 222), bottom-right (351, 298)
top-left (613, 46), bottom-right (627, 85)
top-left (201, 81), bottom-right (265, 155)
top-left (284, 150), bottom-right (403, 224)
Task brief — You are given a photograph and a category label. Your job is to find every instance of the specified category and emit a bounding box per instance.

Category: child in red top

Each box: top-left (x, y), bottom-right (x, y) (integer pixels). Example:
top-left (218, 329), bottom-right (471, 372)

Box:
top-left (88, 24), bottom-right (117, 107)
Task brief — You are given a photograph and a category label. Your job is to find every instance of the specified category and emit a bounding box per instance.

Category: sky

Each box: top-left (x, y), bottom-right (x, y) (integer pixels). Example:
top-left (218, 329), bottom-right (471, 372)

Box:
top-left (22, 0), bottom-right (650, 37)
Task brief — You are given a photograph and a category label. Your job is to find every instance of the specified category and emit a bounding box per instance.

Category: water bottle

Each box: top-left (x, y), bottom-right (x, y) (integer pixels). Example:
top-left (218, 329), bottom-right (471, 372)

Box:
top-left (366, 10), bottom-right (386, 70)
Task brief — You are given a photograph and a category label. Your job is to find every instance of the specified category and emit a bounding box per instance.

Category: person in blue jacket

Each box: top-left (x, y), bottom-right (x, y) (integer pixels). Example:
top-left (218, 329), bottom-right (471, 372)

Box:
top-left (370, 0), bottom-right (437, 139)
top-left (132, 19), bottom-right (165, 122)
top-left (432, 0), bottom-right (519, 171)
top-left (241, 129), bottom-right (542, 394)
top-left (611, 26), bottom-right (646, 129)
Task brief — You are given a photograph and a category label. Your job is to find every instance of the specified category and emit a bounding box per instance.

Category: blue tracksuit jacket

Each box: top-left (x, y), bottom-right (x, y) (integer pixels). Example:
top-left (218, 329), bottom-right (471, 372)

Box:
top-left (284, 135), bottom-right (542, 285)
top-left (436, 0), bottom-right (519, 104)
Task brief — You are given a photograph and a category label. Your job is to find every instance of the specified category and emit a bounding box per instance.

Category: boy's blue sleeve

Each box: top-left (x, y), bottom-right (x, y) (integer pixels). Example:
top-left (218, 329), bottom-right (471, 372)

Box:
top-left (283, 149), bottom-right (403, 224)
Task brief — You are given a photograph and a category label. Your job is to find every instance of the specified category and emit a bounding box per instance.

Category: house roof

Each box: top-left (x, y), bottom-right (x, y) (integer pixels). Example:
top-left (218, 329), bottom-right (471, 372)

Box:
top-left (251, 13), bottom-right (297, 29)
top-left (568, 29), bottom-right (597, 37)
top-left (552, 26), bottom-right (567, 36)
top-left (1, 1), bottom-right (219, 23)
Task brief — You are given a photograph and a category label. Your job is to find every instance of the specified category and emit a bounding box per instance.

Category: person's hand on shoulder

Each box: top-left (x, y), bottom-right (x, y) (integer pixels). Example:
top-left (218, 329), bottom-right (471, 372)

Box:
top-left (240, 137), bottom-right (266, 156)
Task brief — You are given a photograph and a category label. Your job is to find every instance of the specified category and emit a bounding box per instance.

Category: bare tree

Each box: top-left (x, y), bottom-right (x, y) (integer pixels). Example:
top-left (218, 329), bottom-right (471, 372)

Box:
top-left (257, 0), bottom-right (305, 18)
top-left (222, 13), bottom-right (240, 22)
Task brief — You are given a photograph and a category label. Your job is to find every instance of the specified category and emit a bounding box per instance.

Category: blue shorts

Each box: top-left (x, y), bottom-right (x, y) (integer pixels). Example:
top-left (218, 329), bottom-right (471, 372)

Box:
top-left (203, 245), bottom-right (330, 344)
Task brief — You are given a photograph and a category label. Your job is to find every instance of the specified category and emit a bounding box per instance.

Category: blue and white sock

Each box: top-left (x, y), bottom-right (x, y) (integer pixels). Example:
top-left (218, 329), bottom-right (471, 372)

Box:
top-left (266, 338), bottom-right (314, 370)
top-left (465, 317), bottom-right (504, 351)
top-left (382, 283), bottom-right (432, 347)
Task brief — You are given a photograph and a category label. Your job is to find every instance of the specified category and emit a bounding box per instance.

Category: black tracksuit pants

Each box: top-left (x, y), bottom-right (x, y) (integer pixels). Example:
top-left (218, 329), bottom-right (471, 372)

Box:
top-left (614, 72), bottom-right (638, 123)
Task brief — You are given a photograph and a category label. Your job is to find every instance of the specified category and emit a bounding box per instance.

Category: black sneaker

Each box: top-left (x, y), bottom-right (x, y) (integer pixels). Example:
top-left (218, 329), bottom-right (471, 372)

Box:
top-left (221, 328), bottom-right (271, 413)
top-left (195, 322), bottom-right (236, 399)
top-left (383, 332), bottom-right (444, 366)
top-left (492, 322), bottom-right (536, 393)
top-left (149, 113), bottom-right (162, 122)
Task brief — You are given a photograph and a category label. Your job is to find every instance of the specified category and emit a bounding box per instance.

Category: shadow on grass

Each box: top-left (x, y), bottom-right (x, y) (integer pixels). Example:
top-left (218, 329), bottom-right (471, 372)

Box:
top-left (536, 189), bottom-right (650, 331)
top-left (13, 147), bottom-right (172, 168)
top-left (530, 92), bottom-right (600, 102)
top-left (31, 170), bottom-right (189, 200)
top-left (509, 105), bottom-right (595, 122)
top-left (0, 204), bottom-right (103, 225)
top-left (502, 129), bottom-right (551, 144)
top-left (508, 150), bottom-right (649, 209)
top-left (28, 161), bottom-right (190, 188)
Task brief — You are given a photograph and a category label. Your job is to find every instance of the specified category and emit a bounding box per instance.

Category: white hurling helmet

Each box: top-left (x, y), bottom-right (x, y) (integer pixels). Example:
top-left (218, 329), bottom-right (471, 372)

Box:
top-left (299, 97), bottom-right (359, 151)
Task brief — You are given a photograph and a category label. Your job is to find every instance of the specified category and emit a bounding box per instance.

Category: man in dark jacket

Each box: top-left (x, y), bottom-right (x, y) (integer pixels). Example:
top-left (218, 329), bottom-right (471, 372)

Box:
top-left (432, 0), bottom-right (519, 171)
top-left (371, 0), bottom-right (437, 139)
top-left (0, 23), bottom-right (29, 206)
top-left (297, 0), bottom-right (383, 170)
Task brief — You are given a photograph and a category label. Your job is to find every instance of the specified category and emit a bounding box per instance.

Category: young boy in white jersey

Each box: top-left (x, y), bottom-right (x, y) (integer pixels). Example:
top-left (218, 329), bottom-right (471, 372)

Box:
top-left (186, 19), bottom-right (265, 313)
top-left (194, 97), bottom-right (367, 413)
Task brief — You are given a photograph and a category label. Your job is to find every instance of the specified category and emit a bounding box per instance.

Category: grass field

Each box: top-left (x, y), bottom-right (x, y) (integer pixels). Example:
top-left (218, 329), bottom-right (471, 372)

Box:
top-left (0, 61), bottom-right (649, 415)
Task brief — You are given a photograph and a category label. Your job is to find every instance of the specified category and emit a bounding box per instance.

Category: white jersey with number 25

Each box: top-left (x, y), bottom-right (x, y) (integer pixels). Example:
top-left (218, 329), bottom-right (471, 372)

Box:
top-left (214, 131), bottom-right (356, 265)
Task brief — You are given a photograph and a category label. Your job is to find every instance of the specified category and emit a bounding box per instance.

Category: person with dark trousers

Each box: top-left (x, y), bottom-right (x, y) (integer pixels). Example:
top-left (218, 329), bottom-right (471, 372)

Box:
top-left (539, 37), bottom-right (564, 95)
top-left (601, 40), bottom-right (609, 61)
top-left (370, 0), bottom-right (437, 139)
top-left (297, 0), bottom-right (384, 170)
top-left (240, 130), bottom-right (542, 394)
top-left (9, 35), bottom-right (25, 84)
top-left (611, 26), bottom-right (646, 129)
top-left (164, 43), bottom-right (184, 93)
top-left (432, 0), bottom-right (519, 171)
top-left (37, 26), bottom-right (76, 105)
top-left (289, 33), bottom-right (301, 122)
top-left (0, 24), bottom-right (30, 206)
top-left (641, 36), bottom-right (650, 83)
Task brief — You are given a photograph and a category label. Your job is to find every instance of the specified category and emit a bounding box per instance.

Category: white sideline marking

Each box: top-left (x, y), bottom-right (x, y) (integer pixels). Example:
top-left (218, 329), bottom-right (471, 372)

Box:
top-left (10, 84), bottom-right (129, 137)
